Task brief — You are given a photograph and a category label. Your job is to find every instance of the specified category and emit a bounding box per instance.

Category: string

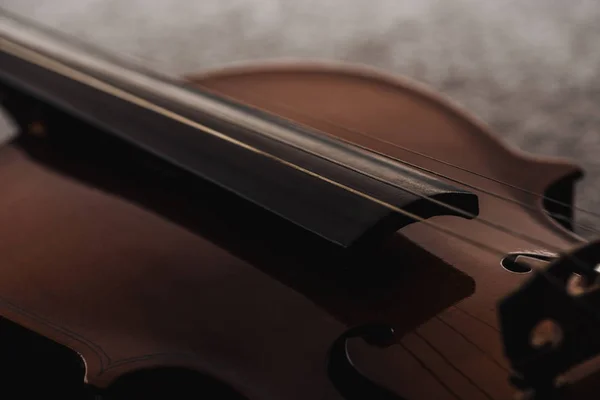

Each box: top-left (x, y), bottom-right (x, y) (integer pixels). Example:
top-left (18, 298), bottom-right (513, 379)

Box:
top-left (5, 4), bottom-right (600, 228)
top-left (1, 12), bottom-right (600, 307)
top-left (341, 129), bottom-right (600, 220)
top-left (193, 84), bottom-right (581, 258)
top-left (3, 6), bottom-right (598, 228)
top-left (198, 87), bottom-right (600, 237)
top-left (239, 92), bottom-right (600, 222)
top-left (188, 90), bottom-right (600, 287)
top-left (191, 90), bottom-right (600, 306)
top-left (5, 12), bottom-right (600, 398)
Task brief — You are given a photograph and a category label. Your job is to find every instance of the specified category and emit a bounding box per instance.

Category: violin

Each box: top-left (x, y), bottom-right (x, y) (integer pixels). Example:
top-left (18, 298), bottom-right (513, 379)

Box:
top-left (1, 9), bottom-right (599, 400)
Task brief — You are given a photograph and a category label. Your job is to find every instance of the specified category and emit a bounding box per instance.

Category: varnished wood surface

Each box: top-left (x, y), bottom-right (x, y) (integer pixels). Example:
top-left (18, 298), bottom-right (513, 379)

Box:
top-left (190, 63), bottom-right (590, 399)
top-left (0, 62), bottom-right (595, 399)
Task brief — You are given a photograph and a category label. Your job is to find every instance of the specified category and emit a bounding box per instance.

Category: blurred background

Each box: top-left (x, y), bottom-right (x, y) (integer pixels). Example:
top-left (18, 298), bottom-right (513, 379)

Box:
top-left (2, 0), bottom-right (599, 234)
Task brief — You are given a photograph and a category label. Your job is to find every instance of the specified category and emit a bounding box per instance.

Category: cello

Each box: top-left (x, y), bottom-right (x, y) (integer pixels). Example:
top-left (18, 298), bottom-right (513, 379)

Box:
top-left (0, 8), bottom-right (599, 399)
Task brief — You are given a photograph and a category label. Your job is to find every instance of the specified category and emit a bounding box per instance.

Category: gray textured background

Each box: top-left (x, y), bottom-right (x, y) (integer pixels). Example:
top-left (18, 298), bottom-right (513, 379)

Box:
top-left (2, 0), bottom-right (600, 234)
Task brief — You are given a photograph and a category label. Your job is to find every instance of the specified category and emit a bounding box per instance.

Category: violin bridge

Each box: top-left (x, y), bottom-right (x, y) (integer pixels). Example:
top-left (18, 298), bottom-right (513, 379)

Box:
top-left (499, 240), bottom-right (600, 397)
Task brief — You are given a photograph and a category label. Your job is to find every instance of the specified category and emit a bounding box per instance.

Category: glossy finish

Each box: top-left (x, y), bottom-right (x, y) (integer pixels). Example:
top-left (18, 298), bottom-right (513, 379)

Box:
top-left (0, 61), bottom-right (594, 399)
top-left (0, 14), bottom-right (478, 249)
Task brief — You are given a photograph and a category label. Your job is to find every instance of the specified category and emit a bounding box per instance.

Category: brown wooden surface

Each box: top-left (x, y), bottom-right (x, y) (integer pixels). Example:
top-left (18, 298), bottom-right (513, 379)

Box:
top-left (0, 62), bottom-right (594, 399)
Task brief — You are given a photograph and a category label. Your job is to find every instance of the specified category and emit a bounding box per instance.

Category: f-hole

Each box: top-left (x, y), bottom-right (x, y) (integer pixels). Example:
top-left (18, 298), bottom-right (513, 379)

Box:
top-left (501, 252), bottom-right (556, 274)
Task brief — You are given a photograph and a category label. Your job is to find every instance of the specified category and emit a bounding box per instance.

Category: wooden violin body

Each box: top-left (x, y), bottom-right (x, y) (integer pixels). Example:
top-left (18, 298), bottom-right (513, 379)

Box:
top-left (3, 7), bottom-right (600, 398)
top-left (1, 56), bottom-right (598, 400)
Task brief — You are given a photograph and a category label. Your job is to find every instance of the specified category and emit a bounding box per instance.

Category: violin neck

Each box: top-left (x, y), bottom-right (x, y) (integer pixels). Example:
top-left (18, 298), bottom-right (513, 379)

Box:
top-left (0, 10), bottom-right (478, 250)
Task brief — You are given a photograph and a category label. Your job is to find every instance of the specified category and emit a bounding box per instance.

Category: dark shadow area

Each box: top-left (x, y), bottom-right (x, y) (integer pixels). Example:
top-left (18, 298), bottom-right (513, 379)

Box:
top-left (0, 93), bottom-right (475, 396)
top-left (4, 92), bottom-right (475, 333)
top-left (0, 316), bottom-right (90, 399)
top-left (0, 316), bottom-right (247, 399)
top-left (103, 367), bottom-right (248, 399)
